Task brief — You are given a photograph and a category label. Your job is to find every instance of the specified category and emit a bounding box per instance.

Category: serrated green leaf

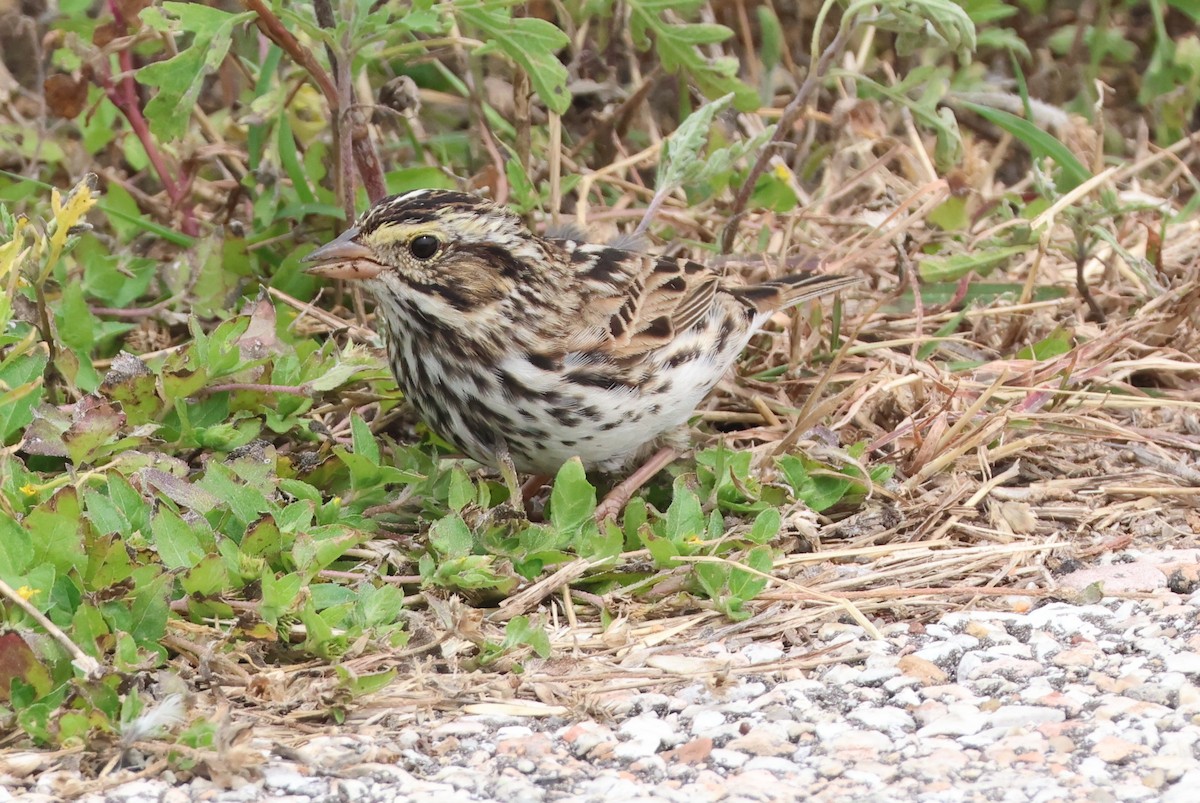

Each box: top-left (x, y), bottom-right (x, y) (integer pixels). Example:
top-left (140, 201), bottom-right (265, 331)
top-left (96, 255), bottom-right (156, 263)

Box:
top-left (151, 507), bottom-right (205, 569)
top-left (136, 4), bottom-right (256, 140)
top-left (358, 584), bottom-right (405, 628)
top-left (454, 1), bottom-right (571, 114)
top-left (429, 514), bottom-right (473, 558)
top-left (628, 0), bottom-right (757, 110)
top-left (728, 546), bottom-right (772, 601)
top-left (261, 570), bottom-right (304, 626)
top-left (549, 457), bottom-right (596, 535)
top-left (0, 351), bottom-right (47, 441)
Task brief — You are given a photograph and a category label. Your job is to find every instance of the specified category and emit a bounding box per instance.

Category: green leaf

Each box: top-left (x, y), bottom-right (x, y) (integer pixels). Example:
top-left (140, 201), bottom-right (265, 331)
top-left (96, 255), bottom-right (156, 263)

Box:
top-left (242, 515), bottom-right (290, 562)
top-left (151, 507), bottom-right (206, 569)
top-left (291, 526), bottom-right (365, 577)
top-left (137, 4), bottom-right (256, 140)
top-left (0, 512), bottom-right (34, 580)
top-left (334, 414), bottom-right (423, 492)
top-left (665, 480), bottom-right (703, 546)
top-left (0, 350), bottom-right (47, 441)
top-left (335, 666), bottom-right (398, 698)
top-left (260, 570), bottom-right (303, 627)
top-left (198, 462), bottom-right (272, 529)
top-left (299, 598), bottom-right (344, 659)
top-left (729, 546), bottom-right (772, 603)
top-left (357, 584), bottom-right (405, 628)
top-left (0, 633), bottom-right (53, 701)
top-left (852, 0), bottom-right (977, 62)
top-left (777, 455), bottom-right (852, 512)
top-left (1015, 326), bottom-right (1073, 361)
top-left (447, 467), bottom-right (475, 513)
top-left (349, 413), bottom-right (379, 464)
top-left (549, 457), bottom-right (596, 535)
top-left (479, 614), bottom-right (551, 665)
top-left (628, 0), bottom-right (757, 110)
top-left (99, 355), bottom-right (161, 426)
top-left (83, 534), bottom-right (135, 590)
top-left (429, 514), bottom-right (474, 558)
top-left (27, 488), bottom-right (86, 575)
top-left (746, 508), bottom-right (781, 545)
top-left (129, 571), bottom-right (170, 647)
top-left (918, 243), bottom-right (1032, 282)
top-left (454, 0), bottom-right (571, 114)
top-left (960, 102), bottom-right (1091, 192)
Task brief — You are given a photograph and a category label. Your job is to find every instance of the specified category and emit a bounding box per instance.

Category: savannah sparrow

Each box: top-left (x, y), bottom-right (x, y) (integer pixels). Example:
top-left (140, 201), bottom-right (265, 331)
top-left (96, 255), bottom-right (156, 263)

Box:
top-left (305, 189), bottom-right (859, 517)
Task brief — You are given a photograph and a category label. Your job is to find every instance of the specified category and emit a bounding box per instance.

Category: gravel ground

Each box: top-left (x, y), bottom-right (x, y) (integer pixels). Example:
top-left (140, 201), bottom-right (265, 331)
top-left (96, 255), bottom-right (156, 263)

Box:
top-left (8, 591), bottom-right (1200, 802)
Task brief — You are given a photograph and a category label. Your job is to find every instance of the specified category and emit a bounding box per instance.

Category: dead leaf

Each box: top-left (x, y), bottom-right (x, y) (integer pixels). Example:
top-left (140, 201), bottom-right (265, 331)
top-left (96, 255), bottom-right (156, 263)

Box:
top-left (43, 73), bottom-right (87, 119)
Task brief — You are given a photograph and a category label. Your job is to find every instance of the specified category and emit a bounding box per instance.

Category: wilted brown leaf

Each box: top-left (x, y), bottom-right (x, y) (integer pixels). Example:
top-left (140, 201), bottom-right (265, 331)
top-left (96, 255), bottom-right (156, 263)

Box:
top-left (43, 73), bottom-right (87, 119)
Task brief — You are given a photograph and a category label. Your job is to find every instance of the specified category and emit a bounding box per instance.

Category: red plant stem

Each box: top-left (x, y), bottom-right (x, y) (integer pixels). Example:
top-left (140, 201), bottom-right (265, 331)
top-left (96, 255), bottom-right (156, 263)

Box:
top-left (102, 0), bottom-right (199, 237)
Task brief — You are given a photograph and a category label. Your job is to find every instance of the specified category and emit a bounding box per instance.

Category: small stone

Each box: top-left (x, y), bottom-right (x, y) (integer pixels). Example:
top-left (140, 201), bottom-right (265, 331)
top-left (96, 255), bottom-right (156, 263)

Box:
top-left (689, 708), bottom-right (726, 736)
top-left (822, 664), bottom-right (864, 687)
top-left (1164, 769), bottom-right (1200, 803)
top-left (816, 758), bottom-right (846, 779)
top-left (726, 726), bottom-right (793, 757)
top-left (628, 755), bottom-right (667, 777)
top-left (261, 765), bottom-right (326, 797)
top-left (856, 667), bottom-right (901, 687)
top-left (661, 737), bottom-right (713, 766)
top-left (1093, 735), bottom-right (1149, 764)
top-left (1164, 652), bottom-right (1200, 675)
top-left (827, 728), bottom-right (891, 758)
top-left (915, 703), bottom-right (985, 737)
top-left (741, 642), bottom-right (786, 664)
top-left (897, 654), bottom-right (949, 684)
top-left (848, 706), bottom-right (915, 733)
top-left (430, 720), bottom-right (488, 738)
top-left (910, 642), bottom-right (964, 670)
top-left (560, 721), bottom-right (613, 758)
top-left (744, 756), bottom-right (804, 776)
top-left (709, 748), bottom-right (749, 769)
top-left (613, 733), bottom-right (661, 762)
top-left (987, 705), bottom-right (1066, 728)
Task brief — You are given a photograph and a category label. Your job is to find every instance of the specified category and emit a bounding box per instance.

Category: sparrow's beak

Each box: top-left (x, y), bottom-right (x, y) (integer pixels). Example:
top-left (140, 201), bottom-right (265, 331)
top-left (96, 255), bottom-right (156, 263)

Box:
top-left (303, 227), bottom-right (383, 280)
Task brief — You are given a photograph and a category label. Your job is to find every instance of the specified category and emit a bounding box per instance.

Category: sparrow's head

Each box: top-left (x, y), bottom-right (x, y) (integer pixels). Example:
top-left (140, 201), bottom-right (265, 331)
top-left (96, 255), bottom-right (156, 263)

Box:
top-left (304, 189), bottom-right (547, 311)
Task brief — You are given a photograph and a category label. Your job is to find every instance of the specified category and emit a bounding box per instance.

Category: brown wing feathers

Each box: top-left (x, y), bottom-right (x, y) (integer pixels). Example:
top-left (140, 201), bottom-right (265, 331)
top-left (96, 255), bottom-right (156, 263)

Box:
top-left (730, 273), bottom-right (863, 314)
top-left (569, 243), bottom-right (858, 357)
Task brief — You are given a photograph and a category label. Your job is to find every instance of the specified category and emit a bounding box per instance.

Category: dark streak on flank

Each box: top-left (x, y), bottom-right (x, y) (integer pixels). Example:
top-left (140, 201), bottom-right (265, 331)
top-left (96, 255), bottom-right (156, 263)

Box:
top-left (566, 370), bottom-right (633, 391)
top-left (527, 352), bottom-right (559, 371)
top-left (666, 347), bottom-right (700, 368)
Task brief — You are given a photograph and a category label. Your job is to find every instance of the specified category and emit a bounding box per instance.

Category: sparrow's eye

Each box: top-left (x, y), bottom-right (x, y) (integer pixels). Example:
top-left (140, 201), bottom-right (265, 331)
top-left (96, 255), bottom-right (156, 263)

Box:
top-left (409, 235), bottom-right (440, 260)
